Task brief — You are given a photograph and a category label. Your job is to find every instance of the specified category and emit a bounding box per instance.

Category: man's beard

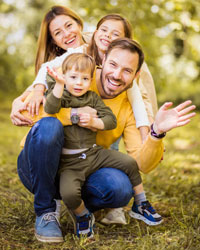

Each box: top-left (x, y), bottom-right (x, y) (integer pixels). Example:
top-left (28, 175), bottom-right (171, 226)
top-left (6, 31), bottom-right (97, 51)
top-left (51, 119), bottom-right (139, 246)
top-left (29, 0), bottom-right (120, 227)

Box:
top-left (100, 69), bottom-right (132, 99)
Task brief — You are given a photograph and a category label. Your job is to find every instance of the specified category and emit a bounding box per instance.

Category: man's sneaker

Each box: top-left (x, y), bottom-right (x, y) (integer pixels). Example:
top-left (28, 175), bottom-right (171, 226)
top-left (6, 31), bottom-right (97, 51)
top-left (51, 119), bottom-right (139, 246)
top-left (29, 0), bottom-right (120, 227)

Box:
top-left (55, 199), bottom-right (61, 220)
top-left (35, 212), bottom-right (64, 242)
top-left (101, 208), bottom-right (127, 225)
top-left (129, 201), bottom-right (163, 226)
top-left (76, 213), bottom-right (95, 238)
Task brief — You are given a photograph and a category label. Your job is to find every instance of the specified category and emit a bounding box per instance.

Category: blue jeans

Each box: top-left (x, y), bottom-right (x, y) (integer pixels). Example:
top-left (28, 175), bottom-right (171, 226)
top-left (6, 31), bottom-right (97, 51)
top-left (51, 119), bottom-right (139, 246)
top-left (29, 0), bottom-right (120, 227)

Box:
top-left (17, 117), bottom-right (133, 216)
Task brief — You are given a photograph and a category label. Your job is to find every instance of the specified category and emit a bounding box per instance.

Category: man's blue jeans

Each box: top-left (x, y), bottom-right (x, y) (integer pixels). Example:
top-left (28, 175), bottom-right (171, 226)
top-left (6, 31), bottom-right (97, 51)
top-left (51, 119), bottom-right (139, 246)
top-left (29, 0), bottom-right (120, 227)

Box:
top-left (17, 117), bottom-right (133, 216)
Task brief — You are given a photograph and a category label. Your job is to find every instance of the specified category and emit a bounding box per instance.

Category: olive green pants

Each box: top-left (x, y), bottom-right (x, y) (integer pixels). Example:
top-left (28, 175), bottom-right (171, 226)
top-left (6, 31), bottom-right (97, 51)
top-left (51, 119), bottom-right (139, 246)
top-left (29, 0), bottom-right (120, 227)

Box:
top-left (59, 145), bottom-right (141, 210)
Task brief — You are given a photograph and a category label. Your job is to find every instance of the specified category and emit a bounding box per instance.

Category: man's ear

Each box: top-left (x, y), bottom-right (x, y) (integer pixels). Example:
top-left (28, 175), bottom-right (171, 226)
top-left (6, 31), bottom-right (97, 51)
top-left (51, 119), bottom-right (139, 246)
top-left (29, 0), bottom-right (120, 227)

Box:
top-left (134, 70), bottom-right (141, 81)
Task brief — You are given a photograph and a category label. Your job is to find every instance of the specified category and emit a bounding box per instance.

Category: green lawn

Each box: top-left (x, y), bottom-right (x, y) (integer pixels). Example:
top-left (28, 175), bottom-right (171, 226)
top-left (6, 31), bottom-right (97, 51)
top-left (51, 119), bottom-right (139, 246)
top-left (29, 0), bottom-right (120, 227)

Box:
top-left (0, 99), bottom-right (199, 250)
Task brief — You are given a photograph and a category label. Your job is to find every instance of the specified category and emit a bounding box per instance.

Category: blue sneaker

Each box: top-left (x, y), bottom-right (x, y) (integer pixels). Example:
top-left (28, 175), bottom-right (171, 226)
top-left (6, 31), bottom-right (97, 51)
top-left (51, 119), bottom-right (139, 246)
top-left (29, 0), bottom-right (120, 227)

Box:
top-left (76, 212), bottom-right (95, 238)
top-left (129, 201), bottom-right (163, 226)
top-left (35, 212), bottom-right (64, 242)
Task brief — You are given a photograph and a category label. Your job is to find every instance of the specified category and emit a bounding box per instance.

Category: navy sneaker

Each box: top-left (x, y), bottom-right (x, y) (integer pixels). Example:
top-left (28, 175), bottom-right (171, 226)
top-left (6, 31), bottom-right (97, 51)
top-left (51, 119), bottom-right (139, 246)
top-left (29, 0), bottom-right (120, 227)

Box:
top-left (129, 201), bottom-right (163, 226)
top-left (76, 212), bottom-right (95, 238)
top-left (67, 209), bottom-right (95, 238)
top-left (35, 212), bottom-right (64, 242)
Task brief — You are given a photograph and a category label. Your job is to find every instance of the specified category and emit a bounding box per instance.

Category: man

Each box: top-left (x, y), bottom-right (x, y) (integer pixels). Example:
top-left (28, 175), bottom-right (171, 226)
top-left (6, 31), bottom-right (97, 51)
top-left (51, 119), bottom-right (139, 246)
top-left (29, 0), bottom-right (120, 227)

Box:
top-left (12, 38), bottom-right (196, 242)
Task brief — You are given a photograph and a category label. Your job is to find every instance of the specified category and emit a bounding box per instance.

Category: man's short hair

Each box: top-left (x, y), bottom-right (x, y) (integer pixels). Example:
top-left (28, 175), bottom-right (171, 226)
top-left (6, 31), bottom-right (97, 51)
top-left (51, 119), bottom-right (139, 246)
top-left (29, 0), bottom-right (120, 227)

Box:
top-left (62, 53), bottom-right (95, 77)
top-left (105, 38), bottom-right (144, 73)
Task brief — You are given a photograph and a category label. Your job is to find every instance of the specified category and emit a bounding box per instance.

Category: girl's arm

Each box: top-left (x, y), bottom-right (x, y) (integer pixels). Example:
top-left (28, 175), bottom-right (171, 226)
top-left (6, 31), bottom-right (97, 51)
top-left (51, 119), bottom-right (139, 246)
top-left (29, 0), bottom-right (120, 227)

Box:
top-left (138, 62), bottom-right (158, 117)
top-left (127, 82), bottom-right (150, 143)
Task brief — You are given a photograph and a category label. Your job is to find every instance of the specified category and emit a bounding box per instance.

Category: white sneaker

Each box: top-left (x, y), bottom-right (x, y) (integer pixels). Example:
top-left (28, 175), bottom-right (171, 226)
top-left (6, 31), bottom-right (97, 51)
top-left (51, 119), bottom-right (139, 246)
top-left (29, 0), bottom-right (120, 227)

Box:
top-left (100, 208), bottom-right (127, 225)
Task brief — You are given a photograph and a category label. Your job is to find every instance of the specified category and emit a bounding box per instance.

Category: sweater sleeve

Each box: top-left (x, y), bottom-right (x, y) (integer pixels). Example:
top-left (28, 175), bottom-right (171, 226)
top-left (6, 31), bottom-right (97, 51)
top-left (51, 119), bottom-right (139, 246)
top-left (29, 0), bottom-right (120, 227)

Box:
top-left (93, 93), bottom-right (117, 130)
top-left (44, 91), bottom-right (62, 114)
top-left (122, 104), bottom-right (164, 173)
top-left (127, 82), bottom-right (150, 128)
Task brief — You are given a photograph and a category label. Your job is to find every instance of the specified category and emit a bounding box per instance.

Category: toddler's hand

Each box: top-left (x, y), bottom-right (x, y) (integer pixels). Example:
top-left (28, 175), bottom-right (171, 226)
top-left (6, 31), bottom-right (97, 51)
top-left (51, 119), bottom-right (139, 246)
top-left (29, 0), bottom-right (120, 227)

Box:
top-left (47, 66), bottom-right (65, 85)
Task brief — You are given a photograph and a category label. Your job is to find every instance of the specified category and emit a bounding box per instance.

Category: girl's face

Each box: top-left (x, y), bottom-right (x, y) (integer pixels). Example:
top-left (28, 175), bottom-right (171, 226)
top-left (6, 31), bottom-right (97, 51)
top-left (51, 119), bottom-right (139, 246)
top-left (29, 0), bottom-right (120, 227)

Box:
top-left (49, 15), bottom-right (83, 51)
top-left (94, 19), bottom-right (125, 55)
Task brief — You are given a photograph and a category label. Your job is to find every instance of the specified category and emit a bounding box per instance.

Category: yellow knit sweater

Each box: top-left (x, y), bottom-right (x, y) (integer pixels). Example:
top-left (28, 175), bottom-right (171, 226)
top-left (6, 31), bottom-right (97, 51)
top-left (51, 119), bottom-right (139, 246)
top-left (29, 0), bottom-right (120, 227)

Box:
top-left (21, 73), bottom-right (164, 174)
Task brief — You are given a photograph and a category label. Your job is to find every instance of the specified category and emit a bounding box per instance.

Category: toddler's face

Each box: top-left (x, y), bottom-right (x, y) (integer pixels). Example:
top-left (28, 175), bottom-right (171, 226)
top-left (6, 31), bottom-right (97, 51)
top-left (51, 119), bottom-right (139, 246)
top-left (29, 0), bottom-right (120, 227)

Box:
top-left (64, 66), bottom-right (92, 97)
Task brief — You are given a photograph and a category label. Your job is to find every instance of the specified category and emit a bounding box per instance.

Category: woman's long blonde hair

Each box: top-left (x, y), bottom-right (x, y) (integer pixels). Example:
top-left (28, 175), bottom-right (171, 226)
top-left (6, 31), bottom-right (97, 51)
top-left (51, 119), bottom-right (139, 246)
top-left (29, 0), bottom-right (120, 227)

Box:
top-left (87, 14), bottom-right (132, 66)
top-left (35, 5), bottom-right (83, 74)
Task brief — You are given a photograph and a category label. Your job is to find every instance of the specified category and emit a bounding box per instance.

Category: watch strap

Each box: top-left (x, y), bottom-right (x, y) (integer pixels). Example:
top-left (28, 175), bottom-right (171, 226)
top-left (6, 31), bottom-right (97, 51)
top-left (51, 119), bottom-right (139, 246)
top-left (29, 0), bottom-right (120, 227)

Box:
top-left (150, 124), bottom-right (166, 139)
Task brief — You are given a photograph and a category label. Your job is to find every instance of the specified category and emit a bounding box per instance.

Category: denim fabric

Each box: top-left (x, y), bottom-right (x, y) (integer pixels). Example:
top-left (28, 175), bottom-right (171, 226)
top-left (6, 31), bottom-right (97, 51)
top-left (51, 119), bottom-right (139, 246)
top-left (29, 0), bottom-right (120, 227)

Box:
top-left (17, 117), bottom-right (64, 216)
top-left (82, 168), bottom-right (133, 212)
top-left (17, 117), bottom-right (133, 216)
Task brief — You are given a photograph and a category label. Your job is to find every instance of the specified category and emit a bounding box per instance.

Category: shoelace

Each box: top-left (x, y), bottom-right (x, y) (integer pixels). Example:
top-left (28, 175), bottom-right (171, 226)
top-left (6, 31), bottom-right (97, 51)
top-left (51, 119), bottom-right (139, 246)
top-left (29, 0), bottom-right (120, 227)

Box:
top-left (141, 201), bottom-right (155, 213)
top-left (39, 212), bottom-right (61, 226)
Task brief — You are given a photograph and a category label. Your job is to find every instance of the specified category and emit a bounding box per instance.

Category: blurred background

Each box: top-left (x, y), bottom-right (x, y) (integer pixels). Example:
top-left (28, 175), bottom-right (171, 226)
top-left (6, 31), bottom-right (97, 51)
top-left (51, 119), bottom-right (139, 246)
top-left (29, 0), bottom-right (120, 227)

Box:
top-left (0, 0), bottom-right (200, 108)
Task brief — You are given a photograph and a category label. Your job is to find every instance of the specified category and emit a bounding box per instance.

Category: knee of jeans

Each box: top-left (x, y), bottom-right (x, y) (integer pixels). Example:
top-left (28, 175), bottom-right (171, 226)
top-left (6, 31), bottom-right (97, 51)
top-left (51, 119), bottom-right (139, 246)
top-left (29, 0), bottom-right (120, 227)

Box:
top-left (31, 117), bottom-right (64, 146)
top-left (83, 168), bottom-right (133, 207)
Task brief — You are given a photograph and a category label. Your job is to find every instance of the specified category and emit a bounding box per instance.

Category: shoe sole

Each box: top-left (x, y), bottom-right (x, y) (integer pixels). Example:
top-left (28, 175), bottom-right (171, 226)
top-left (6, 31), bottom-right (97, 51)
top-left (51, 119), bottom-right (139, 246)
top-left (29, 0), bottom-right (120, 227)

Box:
top-left (35, 232), bottom-right (64, 243)
top-left (129, 210), bottom-right (163, 226)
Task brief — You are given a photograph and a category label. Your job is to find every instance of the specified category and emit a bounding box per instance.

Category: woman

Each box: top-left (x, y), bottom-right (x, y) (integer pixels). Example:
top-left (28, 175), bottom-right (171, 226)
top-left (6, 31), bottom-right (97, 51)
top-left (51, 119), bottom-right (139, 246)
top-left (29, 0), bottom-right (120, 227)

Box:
top-left (13, 6), bottom-right (133, 243)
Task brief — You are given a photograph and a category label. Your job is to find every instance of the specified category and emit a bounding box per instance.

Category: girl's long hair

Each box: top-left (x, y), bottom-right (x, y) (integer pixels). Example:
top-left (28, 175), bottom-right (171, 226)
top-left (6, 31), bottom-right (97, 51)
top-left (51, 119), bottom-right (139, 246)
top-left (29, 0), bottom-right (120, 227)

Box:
top-left (87, 14), bottom-right (132, 66)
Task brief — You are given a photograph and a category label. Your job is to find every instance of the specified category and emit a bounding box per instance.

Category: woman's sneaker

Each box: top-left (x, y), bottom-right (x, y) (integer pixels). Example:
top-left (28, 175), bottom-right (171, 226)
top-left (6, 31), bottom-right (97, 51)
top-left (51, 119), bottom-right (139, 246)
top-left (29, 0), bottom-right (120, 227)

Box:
top-left (76, 212), bottom-right (95, 238)
top-left (100, 208), bottom-right (127, 225)
top-left (129, 201), bottom-right (163, 226)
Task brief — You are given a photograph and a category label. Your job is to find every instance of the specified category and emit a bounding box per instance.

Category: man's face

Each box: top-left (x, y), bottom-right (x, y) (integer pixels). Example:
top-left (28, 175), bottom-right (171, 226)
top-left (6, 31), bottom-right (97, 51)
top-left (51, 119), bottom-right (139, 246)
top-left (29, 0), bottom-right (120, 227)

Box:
top-left (100, 48), bottom-right (139, 98)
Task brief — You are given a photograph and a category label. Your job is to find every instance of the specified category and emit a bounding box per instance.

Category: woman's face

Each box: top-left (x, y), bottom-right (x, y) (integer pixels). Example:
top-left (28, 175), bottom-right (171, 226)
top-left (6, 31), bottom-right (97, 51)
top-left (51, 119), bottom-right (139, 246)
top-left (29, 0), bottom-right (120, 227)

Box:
top-left (49, 15), bottom-right (83, 51)
top-left (94, 19), bottom-right (125, 55)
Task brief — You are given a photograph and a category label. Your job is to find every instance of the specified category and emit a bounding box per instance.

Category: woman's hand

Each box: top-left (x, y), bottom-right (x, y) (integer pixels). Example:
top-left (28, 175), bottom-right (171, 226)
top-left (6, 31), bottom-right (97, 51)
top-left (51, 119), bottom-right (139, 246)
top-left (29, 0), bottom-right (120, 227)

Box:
top-left (26, 89), bottom-right (45, 116)
top-left (153, 100), bottom-right (196, 134)
top-left (10, 97), bottom-right (33, 126)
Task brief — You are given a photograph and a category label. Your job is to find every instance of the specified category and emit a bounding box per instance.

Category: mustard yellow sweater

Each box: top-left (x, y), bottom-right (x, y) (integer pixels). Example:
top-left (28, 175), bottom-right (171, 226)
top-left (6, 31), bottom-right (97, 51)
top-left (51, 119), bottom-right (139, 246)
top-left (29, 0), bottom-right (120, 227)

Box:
top-left (21, 74), bottom-right (164, 174)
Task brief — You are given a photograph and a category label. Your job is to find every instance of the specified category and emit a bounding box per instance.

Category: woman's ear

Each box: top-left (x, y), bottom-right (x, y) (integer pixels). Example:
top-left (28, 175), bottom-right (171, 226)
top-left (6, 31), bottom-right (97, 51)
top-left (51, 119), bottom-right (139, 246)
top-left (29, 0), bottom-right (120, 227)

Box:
top-left (134, 70), bottom-right (141, 80)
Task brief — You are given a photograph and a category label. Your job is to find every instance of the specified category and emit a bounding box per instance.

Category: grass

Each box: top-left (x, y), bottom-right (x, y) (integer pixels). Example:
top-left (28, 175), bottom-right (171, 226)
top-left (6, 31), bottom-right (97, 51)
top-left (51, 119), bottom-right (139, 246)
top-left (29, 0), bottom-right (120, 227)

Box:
top-left (0, 99), bottom-right (200, 250)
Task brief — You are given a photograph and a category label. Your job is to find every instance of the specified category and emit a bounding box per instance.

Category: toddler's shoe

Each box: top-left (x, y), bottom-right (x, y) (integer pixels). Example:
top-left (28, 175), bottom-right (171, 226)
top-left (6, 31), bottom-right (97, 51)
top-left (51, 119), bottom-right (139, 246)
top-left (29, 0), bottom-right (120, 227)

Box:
top-left (129, 200), bottom-right (163, 226)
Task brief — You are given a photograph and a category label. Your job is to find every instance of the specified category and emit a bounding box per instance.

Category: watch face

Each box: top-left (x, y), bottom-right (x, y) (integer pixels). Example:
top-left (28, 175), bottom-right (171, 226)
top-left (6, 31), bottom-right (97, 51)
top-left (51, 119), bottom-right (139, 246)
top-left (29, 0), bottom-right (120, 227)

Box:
top-left (71, 114), bottom-right (80, 124)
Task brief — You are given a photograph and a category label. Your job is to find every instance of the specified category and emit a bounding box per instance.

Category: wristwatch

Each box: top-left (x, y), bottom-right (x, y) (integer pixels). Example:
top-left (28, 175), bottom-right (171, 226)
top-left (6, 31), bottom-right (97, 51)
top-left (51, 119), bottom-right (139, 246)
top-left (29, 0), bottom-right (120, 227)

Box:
top-left (150, 124), bottom-right (166, 139)
top-left (70, 108), bottom-right (80, 124)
